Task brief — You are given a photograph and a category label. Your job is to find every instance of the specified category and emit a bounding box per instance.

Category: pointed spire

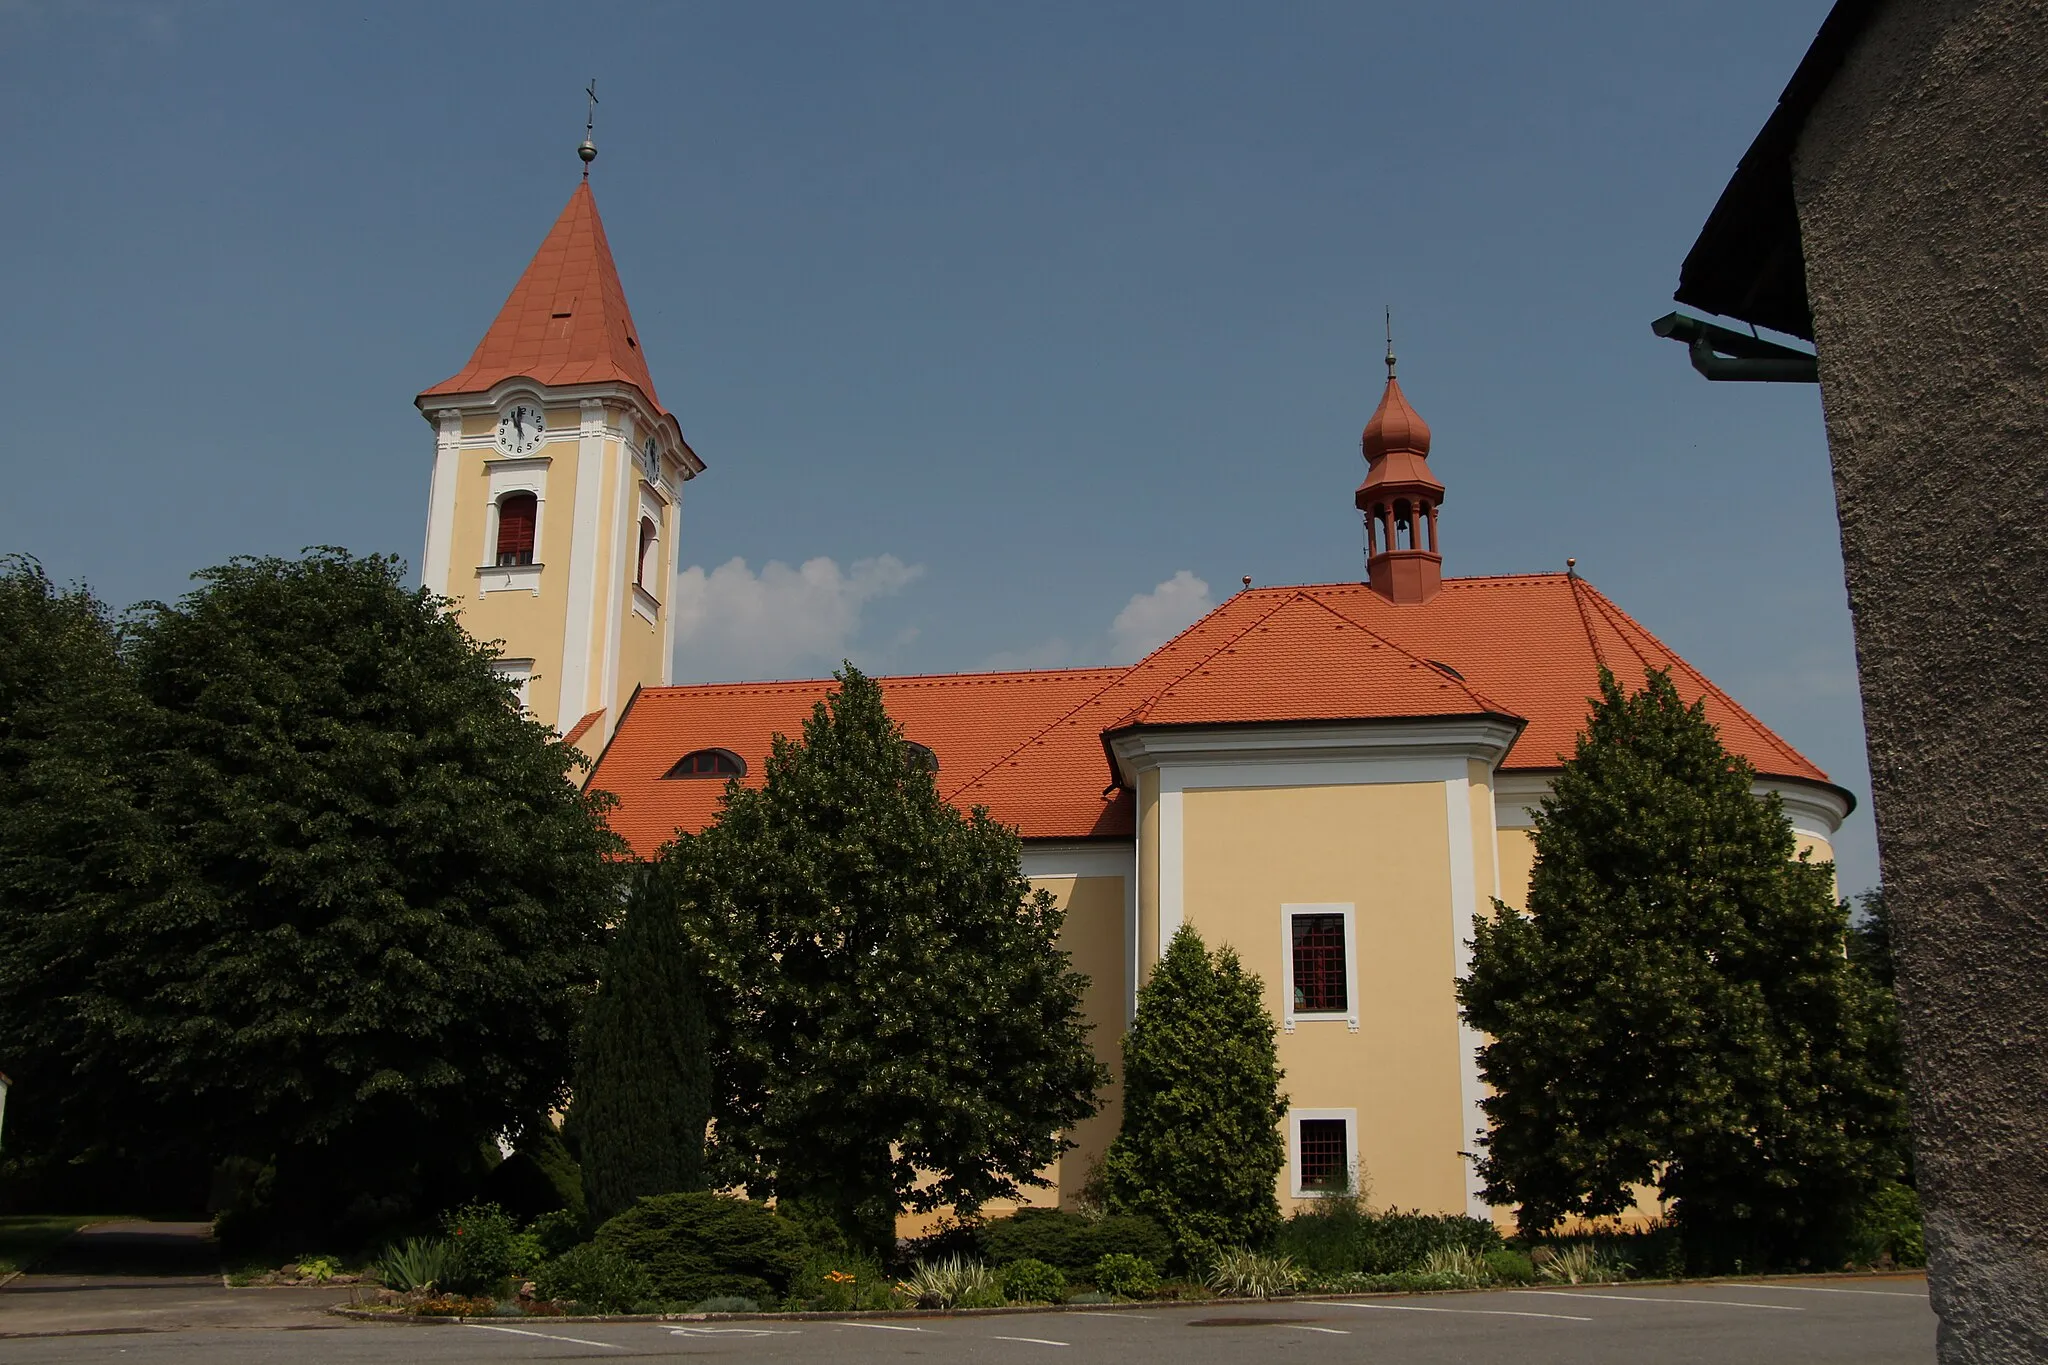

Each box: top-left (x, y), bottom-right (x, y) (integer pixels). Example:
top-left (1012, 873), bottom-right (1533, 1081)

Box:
top-left (1355, 337), bottom-right (1445, 605)
top-left (419, 181), bottom-right (666, 414)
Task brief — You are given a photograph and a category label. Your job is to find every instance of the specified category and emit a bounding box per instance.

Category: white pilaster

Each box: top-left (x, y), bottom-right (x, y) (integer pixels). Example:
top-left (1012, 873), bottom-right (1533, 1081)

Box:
top-left (556, 400), bottom-right (611, 730)
top-left (659, 475), bottom-right (680, 685)
top-left (600, 403), bottom-right (632, 723)
top-left (422, 409), bottom-right (463, 595)
top-left (1444, 775), bottom-right (1491, 1219)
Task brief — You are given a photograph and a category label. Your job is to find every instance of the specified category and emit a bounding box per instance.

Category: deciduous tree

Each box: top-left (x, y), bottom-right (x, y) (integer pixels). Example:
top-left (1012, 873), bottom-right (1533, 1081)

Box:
top-left (1458, 668), bottom-right (1907, 1269)
top-left (662, 665), bottom-right (1103, 1252)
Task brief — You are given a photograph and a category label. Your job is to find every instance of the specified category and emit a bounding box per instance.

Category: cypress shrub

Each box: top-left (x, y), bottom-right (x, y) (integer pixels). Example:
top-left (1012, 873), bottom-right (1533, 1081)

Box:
top-left (1102, 925), bottom-right (1287, 1268)
top-left (594, 1192), bottom-right (809, 1305)
top-left (575, 868), bottom-right (713, 1224)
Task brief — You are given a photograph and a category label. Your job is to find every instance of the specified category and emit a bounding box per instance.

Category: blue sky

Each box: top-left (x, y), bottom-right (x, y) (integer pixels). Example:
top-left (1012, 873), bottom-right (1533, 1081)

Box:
top-left (0, 2), bottom-right (1872, 892)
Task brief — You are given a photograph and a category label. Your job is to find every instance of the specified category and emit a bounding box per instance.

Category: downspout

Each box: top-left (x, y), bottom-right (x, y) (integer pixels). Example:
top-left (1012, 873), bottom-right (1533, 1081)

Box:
top-left (1652, 311), bottom-right (1819, 383)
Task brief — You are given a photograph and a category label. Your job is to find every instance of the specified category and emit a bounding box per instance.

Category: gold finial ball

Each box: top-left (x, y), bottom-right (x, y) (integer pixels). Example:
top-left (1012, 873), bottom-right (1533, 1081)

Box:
top-left (578, 138), bottom-right (597, 165)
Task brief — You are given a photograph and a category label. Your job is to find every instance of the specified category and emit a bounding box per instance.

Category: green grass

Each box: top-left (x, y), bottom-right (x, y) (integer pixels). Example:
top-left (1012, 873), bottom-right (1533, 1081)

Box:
top-left (0, 1215), bottom-right (123, 1275)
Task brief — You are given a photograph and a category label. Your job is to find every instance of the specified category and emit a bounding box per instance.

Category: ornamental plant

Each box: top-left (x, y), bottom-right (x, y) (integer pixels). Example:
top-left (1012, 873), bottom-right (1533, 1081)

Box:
top-left (1102, 925), bottom-right (1287, 1268)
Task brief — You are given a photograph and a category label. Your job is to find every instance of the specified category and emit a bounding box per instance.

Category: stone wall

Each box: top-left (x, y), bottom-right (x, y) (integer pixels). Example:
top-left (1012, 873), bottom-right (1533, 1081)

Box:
top-left (1793, 2), bottom-right (2048, 1360)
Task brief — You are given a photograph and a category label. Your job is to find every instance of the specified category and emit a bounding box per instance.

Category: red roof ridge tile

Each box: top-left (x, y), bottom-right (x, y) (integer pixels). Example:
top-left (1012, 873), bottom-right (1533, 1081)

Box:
top-left (1573, 582), bottom-right (1823, 779)
top-left (630, 665), bottom-right (1128, 700)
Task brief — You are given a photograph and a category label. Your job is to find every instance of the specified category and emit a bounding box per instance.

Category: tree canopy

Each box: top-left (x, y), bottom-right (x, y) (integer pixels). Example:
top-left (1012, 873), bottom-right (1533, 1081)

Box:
top-left (0, 550), bottom-right (622, 1235)
top-left (659, 664), bottom-right (1104, 1252)
top-left (1103, 924), bottom-right (1287, 1267)
top-left (1457, 668), bottom-right (1907, 1268)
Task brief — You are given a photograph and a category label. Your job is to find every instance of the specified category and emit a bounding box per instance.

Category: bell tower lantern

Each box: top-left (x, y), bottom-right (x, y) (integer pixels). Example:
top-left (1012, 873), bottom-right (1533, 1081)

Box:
top-left (1355, 339), bottom-right (1444, 605)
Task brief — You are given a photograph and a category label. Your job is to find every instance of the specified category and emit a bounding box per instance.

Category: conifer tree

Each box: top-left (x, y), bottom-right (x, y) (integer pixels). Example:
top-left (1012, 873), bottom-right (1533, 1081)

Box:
top-left (1458, 668), bottom-right (1907, 1268)
top-left (664, 665), bottom-right (1103, 1253)
top-left (575, 866), bottom-right (714, 1224)
top-left (1103, 924), bottom-right (1287, 1267)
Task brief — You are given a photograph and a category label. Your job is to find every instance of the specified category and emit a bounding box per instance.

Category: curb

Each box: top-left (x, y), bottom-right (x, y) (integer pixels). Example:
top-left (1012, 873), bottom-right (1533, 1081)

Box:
top-left (323, 1268), bottom-right (1927, 1327)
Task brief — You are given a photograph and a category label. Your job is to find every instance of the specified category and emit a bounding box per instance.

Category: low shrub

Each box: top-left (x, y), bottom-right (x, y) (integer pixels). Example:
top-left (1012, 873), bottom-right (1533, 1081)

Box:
top-left (290, 1255), bottom-right (340, 1283)
top-left (1205, 1248), bottom-right (1300, 1299)
top-left (899, 1216), bottom-right (990, 1266)
top-left (692, 1295), bottom-right (760, 1313)
top-left (1275, 1197), bottom-right (1502, 1276)
top-left (983, 1208), bottom-right (1173, 1275)
top-left (1481, 1248), bottom-right (1536, 1285)
top-left (1000, 1258), bottom-right (1068, 1304)
top-left (595, 1192), bottom-right (807, 1305)
top-left (1090, 1252), bottom-right (1159, 1299)
top-left (414, 1295), bottom-right (496, 1317)
top-left (527, 1209), bottom-right (587, 1260)
top-left (532, 1242), bottom-right (655, 1313)
top-left (375, 1236), bottom-right (456, 1293)
top-left (1850, 1182), bottom-right (1925, 1269)
top-left (903, 1255), bottom-right (1003, 1309)
top-left (443, 1202), bottom-right (526, 1294)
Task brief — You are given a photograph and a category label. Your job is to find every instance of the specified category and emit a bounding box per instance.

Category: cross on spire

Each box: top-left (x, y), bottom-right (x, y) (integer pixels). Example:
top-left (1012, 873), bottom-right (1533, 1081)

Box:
top-left (1385, 305), bottom-right (1396, 378)
top-left (579, 79), bottom-right (599, 176)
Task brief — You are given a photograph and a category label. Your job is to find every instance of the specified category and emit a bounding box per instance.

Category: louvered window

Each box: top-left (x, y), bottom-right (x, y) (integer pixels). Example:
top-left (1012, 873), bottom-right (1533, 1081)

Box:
top-left (496, 493), bottom-right (537, 567)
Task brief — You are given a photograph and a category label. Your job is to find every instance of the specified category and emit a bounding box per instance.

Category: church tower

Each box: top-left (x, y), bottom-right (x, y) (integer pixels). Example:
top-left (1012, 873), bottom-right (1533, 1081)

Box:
top-left (1355, 339), bottom-right (1444, 604)
top-left (415, 154), bottom-right (701, 756)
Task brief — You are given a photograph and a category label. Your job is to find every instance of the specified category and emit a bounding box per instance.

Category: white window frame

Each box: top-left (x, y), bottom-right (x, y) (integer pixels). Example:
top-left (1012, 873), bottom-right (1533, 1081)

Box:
top-left (1281, 903), bottom-right (1358, 1032)
top-left (630, 482), bottom-right (665, 622)
top-left (491, 658), bottom-right (535, 714)
top-left (478, 456), bottom-right (551, 596)
top-left (1289, 1107), bottom-right (1359, 1199)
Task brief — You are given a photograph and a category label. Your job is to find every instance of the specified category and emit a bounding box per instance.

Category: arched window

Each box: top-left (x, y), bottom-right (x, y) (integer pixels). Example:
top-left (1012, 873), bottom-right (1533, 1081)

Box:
top-left (905, 742), bottom-right (939, 772)
top-left (1394, 499), bottom-right (1414, 551)
top-left (496, 492), bottom-right (537, 567)
top-left (636, 515), bottom-right (658, 588)
top-left (662, 748), bottom-right (747, 779)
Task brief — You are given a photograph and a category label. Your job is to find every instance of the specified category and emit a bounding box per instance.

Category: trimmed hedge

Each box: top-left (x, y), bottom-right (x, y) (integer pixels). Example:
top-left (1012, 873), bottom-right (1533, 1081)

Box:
top-left (1276, 1203), bottom-right (1501, 1276)
top-left (983, 1209), bottom-right (1173, 1276)
top-left (595, 1193), bottom-right (808, 1304)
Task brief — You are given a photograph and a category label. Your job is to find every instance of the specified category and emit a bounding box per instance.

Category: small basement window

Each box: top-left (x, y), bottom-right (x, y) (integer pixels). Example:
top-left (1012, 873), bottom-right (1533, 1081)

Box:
top-left (663, 748), bottom-right (746, 779)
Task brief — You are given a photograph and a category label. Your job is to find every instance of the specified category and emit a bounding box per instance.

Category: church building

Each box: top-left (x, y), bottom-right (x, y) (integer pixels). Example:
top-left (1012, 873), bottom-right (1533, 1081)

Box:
top-left (417, 172), bottom-right (1852, 1224)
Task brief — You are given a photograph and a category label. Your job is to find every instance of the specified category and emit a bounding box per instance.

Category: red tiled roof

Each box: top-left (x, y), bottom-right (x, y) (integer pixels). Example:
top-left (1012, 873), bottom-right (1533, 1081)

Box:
top-left (562, 709), bottom-right (605, 748)
top-left (587, 573), bottom-right (1833, 854)
top-left (419, 182), bottom-right (666, 414)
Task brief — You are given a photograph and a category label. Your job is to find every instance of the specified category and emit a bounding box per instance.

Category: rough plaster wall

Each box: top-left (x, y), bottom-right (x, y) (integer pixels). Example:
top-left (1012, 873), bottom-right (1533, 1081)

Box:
top-left (1793, 2), bottom-right (2048, 1360)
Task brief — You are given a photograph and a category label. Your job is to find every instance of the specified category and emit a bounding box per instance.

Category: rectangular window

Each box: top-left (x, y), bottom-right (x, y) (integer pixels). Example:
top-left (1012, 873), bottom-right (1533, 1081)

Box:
top-left (1289, 1109), bottom-right (1358, 1197)
top-left (1291, 913), bottom-right (1348, 1014)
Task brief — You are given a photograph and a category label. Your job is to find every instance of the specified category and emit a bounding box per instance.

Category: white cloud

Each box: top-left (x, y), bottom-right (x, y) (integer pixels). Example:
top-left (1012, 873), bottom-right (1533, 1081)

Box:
top-left (672, 554), bottom-right (923, 681)
top-left (1110, 570), bottom-right (1213, 662)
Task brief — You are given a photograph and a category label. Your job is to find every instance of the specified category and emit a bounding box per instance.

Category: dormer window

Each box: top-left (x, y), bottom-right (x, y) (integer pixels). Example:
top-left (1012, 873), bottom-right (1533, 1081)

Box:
top-left (496, 492), bottom-right (537, 567)
top-left (663, 748), bottom-right (746, 779)
top-left (905, 742), bottom-right (939, 772)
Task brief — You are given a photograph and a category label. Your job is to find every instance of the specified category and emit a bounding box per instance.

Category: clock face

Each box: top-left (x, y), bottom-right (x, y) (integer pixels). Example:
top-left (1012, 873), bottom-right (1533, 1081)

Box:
top-left (642, 436), bottom-right (661, 479)
top-left (496, 403), bottom-right (546, 456)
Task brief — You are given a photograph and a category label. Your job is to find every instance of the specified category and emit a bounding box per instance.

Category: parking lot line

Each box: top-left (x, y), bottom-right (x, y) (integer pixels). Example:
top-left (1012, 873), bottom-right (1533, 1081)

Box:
top-left (1285, 1325), bottom-right (1351, 1335)
top-left (1526, 1290), bottom-right (1802, 1311)
top-left (1329, 1302), bottom-right (1592, 1323)
top-left (462, 1322), bottom-right (628, 1348)
top-left (846, 1321), bottom-right (927, 1331)
top-left (1725, 1283), bottom-right (1925, 1298)
top-left (992, 1335), bottom-right (1070, 1346)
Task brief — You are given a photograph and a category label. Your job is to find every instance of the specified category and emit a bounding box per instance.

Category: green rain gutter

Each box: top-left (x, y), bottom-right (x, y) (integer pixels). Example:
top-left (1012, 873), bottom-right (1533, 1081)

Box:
top-left (1652, 311), bottom-right (1819, 383)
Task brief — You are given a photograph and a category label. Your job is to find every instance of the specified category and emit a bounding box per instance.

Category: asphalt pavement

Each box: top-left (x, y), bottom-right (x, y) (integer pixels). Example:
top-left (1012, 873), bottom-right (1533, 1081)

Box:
top-left (1, 1275), bottom-right (1936, 1364)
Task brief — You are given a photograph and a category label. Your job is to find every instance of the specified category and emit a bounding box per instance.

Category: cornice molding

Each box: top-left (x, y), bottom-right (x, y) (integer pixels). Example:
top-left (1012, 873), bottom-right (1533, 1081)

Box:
top-left (415, 377), bottom-right (705, 479)
top-left (1108, 716), bottom-right (1521, 788)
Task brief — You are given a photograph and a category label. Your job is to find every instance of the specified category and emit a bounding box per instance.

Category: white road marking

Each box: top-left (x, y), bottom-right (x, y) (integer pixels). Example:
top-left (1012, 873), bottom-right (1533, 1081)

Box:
top-left (1285, 1325), bottom-right (1351, 1335)
top-left (992, 1335), bottom-right (1070, 1346)
top-left (1725, 1283), bottom-right (1925, 1298)
top-left (462, 1322), bottom-right (627, 1348)
top-left (1065, 1312), bottom-right (1160, 1320)
top-left (845, 1321), bottom-right (928, 1332)
top-left (1526, 1290), bottom-right (1802, 1311)
top-left (668, 1325), bottom-right (802, 1336)
top-left (1329, 1301), bottom-right (1592, 1323)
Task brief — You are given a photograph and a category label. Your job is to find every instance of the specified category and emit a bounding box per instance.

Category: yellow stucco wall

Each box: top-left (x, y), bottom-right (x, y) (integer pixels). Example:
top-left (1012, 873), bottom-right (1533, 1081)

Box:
top-left (448, 440), bottom-right (579, 729)
top-left (1179, 782), bottom-right (1471, 1215)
